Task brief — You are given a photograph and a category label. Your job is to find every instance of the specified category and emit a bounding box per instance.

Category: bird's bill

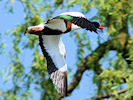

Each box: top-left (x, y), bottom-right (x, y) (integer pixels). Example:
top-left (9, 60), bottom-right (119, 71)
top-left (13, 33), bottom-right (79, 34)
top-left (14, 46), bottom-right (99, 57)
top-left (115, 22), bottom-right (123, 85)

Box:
top-left (99, 24), bottom-right (106, 29)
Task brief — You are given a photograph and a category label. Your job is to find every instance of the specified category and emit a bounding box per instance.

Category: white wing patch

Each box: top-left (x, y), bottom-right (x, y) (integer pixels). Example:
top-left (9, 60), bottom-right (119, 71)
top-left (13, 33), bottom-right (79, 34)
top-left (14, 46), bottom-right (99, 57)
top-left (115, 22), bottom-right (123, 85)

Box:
top-left (45, 19), bottom-right (67, 32)
top-left (60, 12), bottom-right (86, 18)
top-left (41, 35), bottom-right (67, 72)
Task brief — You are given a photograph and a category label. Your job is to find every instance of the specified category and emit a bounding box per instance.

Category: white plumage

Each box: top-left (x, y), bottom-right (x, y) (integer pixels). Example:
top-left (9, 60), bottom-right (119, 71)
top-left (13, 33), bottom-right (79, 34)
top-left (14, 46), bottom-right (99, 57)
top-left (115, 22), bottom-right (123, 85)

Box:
top-left (41, 35), bottom-right (67, 72)
top-left (40, 35), bottom-right (67, 96)
top-left (45, 19), bottom-right (67, 32)
top-left (60, 12), bottom-right (86, 18)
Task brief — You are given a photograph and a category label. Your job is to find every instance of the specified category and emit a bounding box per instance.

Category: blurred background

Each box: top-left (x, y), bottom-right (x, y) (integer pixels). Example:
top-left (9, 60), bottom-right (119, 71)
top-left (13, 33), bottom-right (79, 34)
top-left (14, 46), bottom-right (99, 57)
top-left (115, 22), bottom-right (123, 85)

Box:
top-left (0, 0), bottom-right (133, 100)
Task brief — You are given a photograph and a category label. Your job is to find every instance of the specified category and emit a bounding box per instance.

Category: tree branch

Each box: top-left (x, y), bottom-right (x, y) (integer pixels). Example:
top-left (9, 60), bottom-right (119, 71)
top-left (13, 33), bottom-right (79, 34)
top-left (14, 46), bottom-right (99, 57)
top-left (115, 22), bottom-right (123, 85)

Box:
top-left (95, 88), bottom-right (128, 99)
top-left (58, 39), bottom-right (122, 99)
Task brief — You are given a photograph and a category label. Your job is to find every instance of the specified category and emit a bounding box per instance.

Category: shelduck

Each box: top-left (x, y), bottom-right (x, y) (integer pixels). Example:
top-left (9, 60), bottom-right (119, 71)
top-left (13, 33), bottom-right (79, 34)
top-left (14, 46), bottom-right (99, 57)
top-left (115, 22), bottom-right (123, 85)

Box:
top-left (25, 12), bottom-right (105, 97)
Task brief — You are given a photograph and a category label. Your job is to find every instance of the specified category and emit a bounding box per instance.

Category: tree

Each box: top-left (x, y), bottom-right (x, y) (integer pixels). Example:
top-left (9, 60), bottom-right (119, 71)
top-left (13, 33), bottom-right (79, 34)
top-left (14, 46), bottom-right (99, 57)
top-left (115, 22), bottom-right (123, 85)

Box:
top-left (0, 0), bottom-right (133, 100)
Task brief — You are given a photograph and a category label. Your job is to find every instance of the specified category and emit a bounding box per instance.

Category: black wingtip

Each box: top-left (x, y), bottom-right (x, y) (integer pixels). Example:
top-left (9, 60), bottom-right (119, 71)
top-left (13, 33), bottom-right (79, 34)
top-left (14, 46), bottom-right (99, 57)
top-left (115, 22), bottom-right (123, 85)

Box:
top-left (94, 29), bottom-right (98, 34)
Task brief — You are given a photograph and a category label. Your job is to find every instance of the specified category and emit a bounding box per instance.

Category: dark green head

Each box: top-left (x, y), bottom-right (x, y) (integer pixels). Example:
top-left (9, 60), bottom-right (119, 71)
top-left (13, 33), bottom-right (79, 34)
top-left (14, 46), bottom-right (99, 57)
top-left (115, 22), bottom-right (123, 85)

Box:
top-left (92, 22), bottom-right (105, 29)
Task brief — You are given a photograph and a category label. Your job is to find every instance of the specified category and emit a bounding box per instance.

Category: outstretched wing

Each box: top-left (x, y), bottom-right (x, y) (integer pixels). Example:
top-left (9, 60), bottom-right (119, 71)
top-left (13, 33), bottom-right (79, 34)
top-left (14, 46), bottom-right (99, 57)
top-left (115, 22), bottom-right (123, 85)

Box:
top-left (58, 15), bottom-right (97, 33)
top-left (39, 35), bottom-right (67, 96)
top-left (46, 14), bottom-right (97, 33)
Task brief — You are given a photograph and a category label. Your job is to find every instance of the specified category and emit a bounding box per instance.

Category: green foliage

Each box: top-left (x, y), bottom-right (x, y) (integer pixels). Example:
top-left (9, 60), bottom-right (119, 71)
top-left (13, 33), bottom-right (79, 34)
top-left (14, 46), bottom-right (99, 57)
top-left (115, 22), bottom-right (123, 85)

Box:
top-left (54, 0), bottom-right (63, 7)
top-left (1, 0), bottom-right (133, 100)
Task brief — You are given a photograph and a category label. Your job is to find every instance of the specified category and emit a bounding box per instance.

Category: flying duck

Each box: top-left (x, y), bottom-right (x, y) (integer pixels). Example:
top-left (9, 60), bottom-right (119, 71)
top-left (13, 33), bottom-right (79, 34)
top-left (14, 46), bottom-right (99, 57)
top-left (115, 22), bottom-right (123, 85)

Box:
top-left (25, 12), bottom-right (105, 97)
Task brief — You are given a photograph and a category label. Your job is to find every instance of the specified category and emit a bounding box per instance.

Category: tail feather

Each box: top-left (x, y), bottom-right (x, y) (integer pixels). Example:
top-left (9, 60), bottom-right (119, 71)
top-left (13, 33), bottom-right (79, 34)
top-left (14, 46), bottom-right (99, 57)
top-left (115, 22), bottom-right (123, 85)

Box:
top-left (50, 70), bottom-right (67, 97)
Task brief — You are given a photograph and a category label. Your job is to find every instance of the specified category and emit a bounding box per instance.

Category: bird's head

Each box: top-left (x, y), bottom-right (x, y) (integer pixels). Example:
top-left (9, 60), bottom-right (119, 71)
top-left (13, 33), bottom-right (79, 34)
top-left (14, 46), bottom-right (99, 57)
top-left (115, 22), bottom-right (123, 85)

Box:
top-left (92, 22), bottom-right (105, 29)
top-left (24, 23), bottom-right (45, 35)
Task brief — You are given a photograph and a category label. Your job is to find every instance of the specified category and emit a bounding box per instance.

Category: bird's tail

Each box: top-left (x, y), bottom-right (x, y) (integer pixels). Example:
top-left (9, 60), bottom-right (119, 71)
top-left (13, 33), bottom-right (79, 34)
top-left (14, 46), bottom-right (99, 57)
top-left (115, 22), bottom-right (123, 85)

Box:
top-left (24, 24), bottom-right (45, 35)
top-left (50, 71), bottom-right (67, 97)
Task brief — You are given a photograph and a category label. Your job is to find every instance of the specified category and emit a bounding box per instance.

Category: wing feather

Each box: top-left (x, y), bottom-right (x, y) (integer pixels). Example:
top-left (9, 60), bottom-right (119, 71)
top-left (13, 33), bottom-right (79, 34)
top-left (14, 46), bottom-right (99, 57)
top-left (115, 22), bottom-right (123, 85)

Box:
top-left (71, 17), bottom-right (97, 32)
top-left (39, 35), bottom-right (67, 97)
top-left (50, 71), bottom-right (67, 96)
top-left (47, 15), bottom-right (97, 33)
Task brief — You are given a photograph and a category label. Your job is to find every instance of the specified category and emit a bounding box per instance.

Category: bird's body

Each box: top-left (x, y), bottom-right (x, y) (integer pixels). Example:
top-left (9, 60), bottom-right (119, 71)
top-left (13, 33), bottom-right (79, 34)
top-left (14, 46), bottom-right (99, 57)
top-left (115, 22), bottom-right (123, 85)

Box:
top-left (25, 12), bottom-right (105, 97)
